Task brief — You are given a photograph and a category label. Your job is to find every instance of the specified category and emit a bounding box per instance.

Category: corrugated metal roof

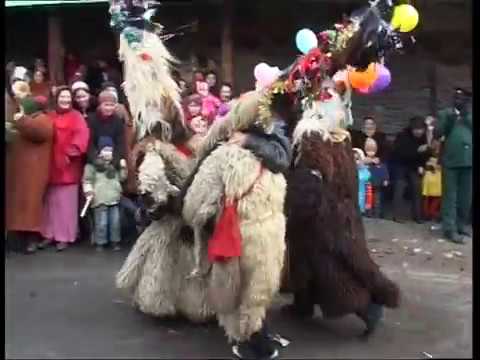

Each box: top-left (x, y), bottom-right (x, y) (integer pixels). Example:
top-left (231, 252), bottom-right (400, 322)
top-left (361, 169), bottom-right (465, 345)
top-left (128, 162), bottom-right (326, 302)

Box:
top-left (6, 0), bottom-right (109, 7)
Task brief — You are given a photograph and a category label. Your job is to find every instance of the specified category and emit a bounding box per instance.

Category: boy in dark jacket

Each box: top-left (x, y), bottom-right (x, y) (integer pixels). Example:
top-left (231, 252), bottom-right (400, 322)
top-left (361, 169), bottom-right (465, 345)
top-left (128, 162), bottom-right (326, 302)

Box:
top-left (390, 116), bottom-right (432, 223)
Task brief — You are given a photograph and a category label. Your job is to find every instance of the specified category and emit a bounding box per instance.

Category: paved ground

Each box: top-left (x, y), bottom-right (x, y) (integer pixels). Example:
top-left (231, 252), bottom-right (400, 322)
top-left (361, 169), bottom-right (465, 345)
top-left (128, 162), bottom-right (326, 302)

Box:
top-left (5, 219), bottom-right (472, 359)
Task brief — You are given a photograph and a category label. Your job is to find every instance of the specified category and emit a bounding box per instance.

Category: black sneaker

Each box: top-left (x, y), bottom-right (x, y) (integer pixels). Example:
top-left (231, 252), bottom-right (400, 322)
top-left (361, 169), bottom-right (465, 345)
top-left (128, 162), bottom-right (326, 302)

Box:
top-left (444, 231), bottom-right (465, 244)
top-left (267, 333), bottom-right (290, 348)
top-left (232, 343), bottom-right (279, 359)
top-left (458, 228), bottom-right (472, 237)
top-left (112, 244), bottom-right (122, 251)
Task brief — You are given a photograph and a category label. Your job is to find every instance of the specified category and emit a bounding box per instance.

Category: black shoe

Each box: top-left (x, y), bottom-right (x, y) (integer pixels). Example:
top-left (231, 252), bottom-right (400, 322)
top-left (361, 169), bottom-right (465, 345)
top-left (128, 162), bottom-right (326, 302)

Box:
top-left (458, 228), bottom-right (472, 237)
top-left (266, 333), bottom-right (290, 348)
top-left (25, 242), bottom-right (37, 254)
top-left (232, 343), bottom-right (279, 359)
top-left (357, 303), bottom-right (384, 339)
top-left (392, 217), bottom-right (405, 224)
top-left (112, 244), bottom-right (122, 251)
top-left (413, 218), bottom-right (424, 224)
top-left (37, 239), bottom-right (52, 250)
top-left (444, 231), bottom-right (465, 244)
top-left (232, 326), bottom-right (280, 360)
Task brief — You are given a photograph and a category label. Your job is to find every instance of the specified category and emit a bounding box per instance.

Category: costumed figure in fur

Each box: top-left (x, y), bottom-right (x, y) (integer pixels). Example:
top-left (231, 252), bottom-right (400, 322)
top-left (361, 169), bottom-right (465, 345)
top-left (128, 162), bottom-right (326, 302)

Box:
top-left (283, 0), bottom-right (405, 337)
top-left (110, 0), bottom-right (214, 322)
top-left (179, 88), bottom-right (294, 359)
top-left (116, 134), bottom-right (214, 321)
top-left (286, 103), bottom-right (399, 337)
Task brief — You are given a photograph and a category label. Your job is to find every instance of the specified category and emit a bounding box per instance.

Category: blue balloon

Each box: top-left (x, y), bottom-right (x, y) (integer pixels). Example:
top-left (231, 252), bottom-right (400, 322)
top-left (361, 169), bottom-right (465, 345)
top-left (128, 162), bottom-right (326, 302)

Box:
top-left (295, 29), bottom-right (318, 54)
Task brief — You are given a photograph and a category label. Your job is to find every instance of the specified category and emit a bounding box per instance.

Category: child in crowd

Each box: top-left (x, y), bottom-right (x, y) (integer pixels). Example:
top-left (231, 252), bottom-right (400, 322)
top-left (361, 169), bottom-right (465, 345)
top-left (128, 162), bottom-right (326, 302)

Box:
top-left (205, 70), bottom-right (219, 96)
top-left (183, 94), bottom-right (210, 136)
top-left (364, 138), bottom-right (389, 218)
top-left (353, 148), bottom-right (371, 214)
top-left (82, 137), bottom-right (127, 251)
top-left (422, 156), bottom-right (442, 222)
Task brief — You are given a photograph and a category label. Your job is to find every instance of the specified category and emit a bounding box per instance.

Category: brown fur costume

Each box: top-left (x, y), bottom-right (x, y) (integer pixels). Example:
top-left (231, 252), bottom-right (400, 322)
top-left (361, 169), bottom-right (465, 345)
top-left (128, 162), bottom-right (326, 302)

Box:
top-left (286, 118), bottom-right (400, 320)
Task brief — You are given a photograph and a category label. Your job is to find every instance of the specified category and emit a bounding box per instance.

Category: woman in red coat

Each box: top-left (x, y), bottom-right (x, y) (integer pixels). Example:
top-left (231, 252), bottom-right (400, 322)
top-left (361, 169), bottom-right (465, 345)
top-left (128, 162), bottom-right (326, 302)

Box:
top-left (41, 86), bottom-right (90, 251)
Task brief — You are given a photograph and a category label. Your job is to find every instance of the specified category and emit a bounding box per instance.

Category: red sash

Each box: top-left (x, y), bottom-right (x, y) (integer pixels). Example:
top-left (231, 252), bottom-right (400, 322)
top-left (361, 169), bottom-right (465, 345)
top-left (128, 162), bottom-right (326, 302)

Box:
top-left (208, 165), bottom-right (265, 263)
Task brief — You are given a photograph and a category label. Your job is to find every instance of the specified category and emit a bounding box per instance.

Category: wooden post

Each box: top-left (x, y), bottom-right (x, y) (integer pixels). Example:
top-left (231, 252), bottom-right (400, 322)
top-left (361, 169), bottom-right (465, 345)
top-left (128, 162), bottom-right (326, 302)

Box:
top-left (47, 12), bottom-right (65, 86)
top-left (221, 0), bottom-right (234, 86)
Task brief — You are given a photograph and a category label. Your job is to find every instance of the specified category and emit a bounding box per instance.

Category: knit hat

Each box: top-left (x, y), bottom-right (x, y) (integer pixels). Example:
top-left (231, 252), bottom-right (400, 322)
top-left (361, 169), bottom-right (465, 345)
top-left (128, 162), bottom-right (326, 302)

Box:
top-left (98, 136), bottom-right (114, 151)
top-left (98, 90), bottom-right (118, 105)
top-left (12, 66), bottom-right (29, 82)
top-left (20, 96), bottom-right (48, 115)
top-left (71, 81), bottom-right (90, 93)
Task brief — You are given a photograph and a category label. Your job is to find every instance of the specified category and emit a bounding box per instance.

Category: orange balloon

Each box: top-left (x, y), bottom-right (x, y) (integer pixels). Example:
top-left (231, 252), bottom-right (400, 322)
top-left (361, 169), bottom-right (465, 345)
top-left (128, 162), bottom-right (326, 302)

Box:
top-left (348, 63), bottom-right (379, 90)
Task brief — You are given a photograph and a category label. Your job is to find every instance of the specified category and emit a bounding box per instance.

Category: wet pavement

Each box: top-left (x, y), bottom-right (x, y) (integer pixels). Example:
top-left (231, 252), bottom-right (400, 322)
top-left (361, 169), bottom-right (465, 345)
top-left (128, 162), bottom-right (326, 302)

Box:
top-left (5, 219), bottom-right (472, 359)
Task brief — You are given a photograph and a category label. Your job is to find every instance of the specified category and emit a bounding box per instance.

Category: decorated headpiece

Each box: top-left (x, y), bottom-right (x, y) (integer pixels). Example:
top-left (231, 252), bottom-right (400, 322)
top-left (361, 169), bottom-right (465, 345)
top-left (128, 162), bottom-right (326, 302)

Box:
top-left (108, 0), bottom-right (184, 141)
top-left (252, 0), bottom-right (418, 136)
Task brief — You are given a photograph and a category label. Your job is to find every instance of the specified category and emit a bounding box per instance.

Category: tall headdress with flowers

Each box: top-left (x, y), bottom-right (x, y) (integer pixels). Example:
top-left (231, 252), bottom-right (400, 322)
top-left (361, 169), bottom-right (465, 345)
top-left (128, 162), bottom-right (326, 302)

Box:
top-left (109, 0), bottom-right (183, 141)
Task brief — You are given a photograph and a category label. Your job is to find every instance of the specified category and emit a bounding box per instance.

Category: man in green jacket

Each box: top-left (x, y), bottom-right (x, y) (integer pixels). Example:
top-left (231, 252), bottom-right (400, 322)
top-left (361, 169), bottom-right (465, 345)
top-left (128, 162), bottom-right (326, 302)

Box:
top-left (437, 88), bottom-right (472, 244)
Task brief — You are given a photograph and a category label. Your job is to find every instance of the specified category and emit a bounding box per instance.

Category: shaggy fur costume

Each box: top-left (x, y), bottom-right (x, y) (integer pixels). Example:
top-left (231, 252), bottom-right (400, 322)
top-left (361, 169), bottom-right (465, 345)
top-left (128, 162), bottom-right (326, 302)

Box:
top-left (183, 144), bottom-right (286, 341)
top-left (116, 141), bottom-right (214, 322)
top-left (181, 91), bottom-right (287, 342)
top-left (286, 115), bottom-right (400, 321)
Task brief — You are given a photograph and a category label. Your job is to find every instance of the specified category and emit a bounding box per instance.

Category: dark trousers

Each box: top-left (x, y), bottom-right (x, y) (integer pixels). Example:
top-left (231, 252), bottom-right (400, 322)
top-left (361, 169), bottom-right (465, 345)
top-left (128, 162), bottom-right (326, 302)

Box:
top-left (392, 165), bottom-right (422, 220)
top-left (441, 167), bottom-right (472, 233)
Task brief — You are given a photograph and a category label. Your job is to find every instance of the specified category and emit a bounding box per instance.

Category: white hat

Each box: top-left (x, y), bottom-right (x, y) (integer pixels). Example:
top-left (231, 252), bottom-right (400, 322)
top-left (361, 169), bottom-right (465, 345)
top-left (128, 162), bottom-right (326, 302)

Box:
top-left (71, 81), bottom-right (90, 93)
top-left (12, 66), bottom-right (29, 82)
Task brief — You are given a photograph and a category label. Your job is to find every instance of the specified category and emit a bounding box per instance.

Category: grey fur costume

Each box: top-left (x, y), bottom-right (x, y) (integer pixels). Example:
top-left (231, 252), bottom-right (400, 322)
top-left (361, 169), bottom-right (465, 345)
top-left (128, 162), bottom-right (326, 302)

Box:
top-left (116, 141), bottom-right (214, 321)
top-left (182, 91), bottom-right (287, 342)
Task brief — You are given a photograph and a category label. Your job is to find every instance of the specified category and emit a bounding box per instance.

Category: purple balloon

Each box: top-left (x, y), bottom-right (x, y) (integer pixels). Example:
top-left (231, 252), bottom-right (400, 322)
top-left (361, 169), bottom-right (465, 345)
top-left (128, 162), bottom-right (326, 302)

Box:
top-left (369, 64), bottom-right (391, 93)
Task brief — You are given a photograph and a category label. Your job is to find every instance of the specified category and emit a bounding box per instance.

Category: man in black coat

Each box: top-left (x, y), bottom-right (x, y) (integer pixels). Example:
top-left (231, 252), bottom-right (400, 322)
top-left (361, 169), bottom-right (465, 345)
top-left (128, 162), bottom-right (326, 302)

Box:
top-left (390, 116), bottom-right (432, 223)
